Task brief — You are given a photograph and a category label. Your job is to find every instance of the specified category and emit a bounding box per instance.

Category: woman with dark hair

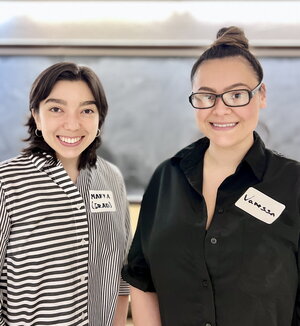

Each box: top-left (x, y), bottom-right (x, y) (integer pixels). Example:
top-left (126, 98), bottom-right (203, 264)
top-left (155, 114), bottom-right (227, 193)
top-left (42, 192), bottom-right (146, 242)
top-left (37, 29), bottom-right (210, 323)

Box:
top-left (122, 27), bottom-right (300, 326)
top-left (0, 62), bottom-right (131, 326)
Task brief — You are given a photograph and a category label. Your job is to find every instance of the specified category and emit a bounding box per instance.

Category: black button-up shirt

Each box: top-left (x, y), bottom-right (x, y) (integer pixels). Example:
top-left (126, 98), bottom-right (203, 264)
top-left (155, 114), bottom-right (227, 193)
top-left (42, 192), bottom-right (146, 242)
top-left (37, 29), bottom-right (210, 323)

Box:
top-left (122, 133), bottom-right (300, 326)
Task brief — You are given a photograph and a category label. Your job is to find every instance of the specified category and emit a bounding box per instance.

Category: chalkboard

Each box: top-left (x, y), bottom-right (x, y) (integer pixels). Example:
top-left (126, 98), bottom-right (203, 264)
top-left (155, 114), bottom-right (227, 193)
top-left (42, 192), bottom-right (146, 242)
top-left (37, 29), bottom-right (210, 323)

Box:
top-left (1, 56), bottom-right (300, 200)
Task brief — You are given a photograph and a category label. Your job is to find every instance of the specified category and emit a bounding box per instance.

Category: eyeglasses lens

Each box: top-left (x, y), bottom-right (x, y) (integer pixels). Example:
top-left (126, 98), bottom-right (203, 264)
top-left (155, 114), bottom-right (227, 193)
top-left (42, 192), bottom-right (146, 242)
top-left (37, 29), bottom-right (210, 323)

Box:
top-left (191, 90), bottom-right (250, 109)
top-left (222, 90), bottom-right (250, 106)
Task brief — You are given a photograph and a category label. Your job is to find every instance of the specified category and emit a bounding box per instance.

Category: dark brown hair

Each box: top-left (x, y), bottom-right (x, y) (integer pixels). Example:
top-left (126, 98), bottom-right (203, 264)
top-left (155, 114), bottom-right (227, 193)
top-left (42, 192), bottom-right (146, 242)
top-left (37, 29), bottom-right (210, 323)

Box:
top-left (23, 62), bottom-right (108, 170)
top-left (191, 26), bottom-right (263, 83)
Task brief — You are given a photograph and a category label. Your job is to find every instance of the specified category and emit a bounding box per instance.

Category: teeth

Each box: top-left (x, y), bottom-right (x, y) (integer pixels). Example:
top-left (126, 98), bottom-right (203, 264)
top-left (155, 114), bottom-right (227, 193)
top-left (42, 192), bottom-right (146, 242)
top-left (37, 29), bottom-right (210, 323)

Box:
top-left (59, 136), bottom-right (81, 144)
top-left (213, 123), bottom-right (236, 128)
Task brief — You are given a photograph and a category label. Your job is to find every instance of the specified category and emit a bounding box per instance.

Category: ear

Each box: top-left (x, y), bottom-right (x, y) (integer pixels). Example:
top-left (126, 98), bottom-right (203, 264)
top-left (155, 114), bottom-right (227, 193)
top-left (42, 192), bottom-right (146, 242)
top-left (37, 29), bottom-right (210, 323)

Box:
top-left (259, 83), bottom-right (267, 109)
top-left (31, 109), bottom-right (41, 130)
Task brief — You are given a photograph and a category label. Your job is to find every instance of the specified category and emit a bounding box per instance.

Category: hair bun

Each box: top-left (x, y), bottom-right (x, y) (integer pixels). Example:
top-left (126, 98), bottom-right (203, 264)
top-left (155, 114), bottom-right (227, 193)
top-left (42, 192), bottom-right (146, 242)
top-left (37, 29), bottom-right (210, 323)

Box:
top-left (213, 26), bottom-right (249, 50)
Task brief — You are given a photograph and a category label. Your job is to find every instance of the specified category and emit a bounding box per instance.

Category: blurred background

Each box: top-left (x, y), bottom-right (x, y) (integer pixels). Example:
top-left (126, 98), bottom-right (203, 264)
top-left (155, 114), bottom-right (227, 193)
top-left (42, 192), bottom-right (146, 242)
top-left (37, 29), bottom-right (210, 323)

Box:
top-left (1, 0), bottom-right (300, 205)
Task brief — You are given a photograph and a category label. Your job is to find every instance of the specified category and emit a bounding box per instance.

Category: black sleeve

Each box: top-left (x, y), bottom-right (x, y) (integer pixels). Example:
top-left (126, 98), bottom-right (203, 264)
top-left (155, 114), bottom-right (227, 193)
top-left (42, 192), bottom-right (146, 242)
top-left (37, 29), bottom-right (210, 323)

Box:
top-left (121, 221), bottom-right (156, 292)
top-left (121, 161), bottom-right (169, 292)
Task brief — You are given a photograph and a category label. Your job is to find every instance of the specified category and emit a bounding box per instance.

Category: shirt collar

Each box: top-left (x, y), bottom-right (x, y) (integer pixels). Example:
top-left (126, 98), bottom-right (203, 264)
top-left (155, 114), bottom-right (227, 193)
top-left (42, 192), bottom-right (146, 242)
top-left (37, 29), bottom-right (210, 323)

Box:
top-left (30, 152), bottom-right (62, 171)
top-left (172, 137), bottom-right (208, 194)
top-left (172, 131), bottom-right (267, 188)
top-left (241, 131), bottom-right (267, 181)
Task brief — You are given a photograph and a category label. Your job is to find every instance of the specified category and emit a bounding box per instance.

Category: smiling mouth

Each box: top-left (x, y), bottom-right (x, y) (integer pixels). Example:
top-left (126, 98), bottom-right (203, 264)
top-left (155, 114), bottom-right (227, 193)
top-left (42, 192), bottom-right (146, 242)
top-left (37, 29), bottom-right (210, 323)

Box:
top-left (58, 136), bottom-right (83, 144)
top-left (211, 122), bottom-right (238, 128)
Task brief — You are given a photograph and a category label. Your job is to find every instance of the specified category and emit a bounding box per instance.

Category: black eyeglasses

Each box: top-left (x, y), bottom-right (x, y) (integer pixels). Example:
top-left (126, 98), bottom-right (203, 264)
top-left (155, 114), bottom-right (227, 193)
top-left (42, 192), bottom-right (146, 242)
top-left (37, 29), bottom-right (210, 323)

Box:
top-left (189, 81), bottom-right (263, 110)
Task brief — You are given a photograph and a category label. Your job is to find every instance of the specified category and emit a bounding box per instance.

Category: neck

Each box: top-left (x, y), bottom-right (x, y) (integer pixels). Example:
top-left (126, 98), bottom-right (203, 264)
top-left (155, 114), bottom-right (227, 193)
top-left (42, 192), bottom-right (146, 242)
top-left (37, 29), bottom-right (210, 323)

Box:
top-left (206, 136), bottom-right (254, 170)
top-left (58, 157), bottom-right (79, 183)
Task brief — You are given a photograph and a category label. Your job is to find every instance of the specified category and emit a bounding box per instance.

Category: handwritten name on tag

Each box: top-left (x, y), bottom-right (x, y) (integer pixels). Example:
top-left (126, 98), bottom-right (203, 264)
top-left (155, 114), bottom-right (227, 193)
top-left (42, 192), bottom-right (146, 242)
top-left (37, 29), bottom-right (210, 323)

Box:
top-left (235, 187), bottom-right (285, 224)
top-left (89, 190), bottom-right (116, 213)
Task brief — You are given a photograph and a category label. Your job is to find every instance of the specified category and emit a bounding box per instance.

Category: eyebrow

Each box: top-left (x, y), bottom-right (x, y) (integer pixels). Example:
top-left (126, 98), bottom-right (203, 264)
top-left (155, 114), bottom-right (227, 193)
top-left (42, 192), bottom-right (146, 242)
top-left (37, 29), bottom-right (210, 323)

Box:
top-left (44, 98), bottom-right (97, 106)
top-left (44, 98), bottom-right (66, 105)
top-left (80, 100), bottom-right (97, 106)
top-left (197, 83), bottom-right (251, 93)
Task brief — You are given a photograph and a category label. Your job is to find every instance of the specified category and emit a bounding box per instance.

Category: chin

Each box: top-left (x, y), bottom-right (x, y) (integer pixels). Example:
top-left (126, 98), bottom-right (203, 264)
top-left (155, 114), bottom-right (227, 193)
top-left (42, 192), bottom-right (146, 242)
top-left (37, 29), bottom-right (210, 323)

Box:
top-left (210, 135), bottom-right (240, 148)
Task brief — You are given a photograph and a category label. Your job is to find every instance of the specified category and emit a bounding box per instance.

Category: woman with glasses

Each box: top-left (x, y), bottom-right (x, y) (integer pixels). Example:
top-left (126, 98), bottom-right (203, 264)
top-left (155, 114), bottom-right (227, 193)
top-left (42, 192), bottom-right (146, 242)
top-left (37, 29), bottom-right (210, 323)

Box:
top-left (122, 26), bottom-right (300, 326)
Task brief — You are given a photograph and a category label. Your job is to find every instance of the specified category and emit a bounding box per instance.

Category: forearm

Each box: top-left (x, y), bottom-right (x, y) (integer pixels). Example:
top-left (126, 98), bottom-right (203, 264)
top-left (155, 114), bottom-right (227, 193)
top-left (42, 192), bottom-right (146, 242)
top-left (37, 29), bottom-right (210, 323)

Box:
top-left (0, 186), bottom-right (9, 326)
top-left (0, 316), bottom-right (7, 326)
top-left (112, 295), bottom-right (129, 326)
top-left (130, 286), bottom-right (162, 326)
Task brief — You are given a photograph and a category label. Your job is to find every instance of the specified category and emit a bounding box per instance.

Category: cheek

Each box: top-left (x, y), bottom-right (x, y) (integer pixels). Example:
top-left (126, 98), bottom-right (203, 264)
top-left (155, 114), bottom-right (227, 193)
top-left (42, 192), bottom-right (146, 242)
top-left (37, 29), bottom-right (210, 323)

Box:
top-left (92, 118), bottom-right (100, 130)
top-left (96, 113), bottom-right (101, 127)
top-left (39, 116), bottom-right (55, 130)
top-left (195, 110), bottom-right (207, 124)
top-left (237, 105), bottom-right (260, 125)
top-left (194, 110), bottom-right (209, 131)
top-left (85, 118), bottom-right (100, 136)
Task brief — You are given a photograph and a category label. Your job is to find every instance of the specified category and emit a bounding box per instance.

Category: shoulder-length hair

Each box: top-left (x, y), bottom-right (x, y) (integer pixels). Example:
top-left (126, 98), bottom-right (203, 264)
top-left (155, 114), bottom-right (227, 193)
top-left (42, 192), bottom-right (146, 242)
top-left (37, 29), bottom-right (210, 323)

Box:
top-left (23, 62), bottom-right (108, 170)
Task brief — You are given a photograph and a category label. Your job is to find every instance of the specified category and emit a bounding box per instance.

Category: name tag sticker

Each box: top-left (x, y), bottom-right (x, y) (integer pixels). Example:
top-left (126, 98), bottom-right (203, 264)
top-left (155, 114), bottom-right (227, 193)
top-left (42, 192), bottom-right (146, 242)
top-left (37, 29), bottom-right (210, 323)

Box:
top-left (235, 187), bottom-right (285, 224)
top-left (89, 190), bottom-right (116, 213)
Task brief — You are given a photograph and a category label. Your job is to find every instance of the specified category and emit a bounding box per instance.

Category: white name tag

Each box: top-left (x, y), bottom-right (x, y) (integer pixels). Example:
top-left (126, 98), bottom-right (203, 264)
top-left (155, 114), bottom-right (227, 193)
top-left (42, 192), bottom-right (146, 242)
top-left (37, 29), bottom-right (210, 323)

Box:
top-left (89, 190), bottom-right (116, 213)
top-left (235, 187), bottom-right (285, 224)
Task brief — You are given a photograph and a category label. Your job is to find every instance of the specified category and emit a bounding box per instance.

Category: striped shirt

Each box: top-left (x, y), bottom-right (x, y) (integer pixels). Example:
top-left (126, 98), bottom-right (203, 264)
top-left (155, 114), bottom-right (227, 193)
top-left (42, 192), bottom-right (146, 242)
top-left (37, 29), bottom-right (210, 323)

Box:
top-left (0, 153), bottom-right (131, 326)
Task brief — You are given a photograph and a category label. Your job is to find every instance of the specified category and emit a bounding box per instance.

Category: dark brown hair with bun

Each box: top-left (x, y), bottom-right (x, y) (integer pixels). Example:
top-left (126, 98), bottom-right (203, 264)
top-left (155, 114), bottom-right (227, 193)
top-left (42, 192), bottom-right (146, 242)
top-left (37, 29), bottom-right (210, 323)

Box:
top-left (191, 26), bottom-right (263, 83)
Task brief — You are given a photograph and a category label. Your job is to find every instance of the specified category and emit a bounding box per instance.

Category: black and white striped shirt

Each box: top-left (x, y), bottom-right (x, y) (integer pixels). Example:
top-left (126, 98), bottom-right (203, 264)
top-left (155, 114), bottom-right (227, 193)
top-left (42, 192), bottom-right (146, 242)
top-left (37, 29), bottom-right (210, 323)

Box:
top-left (0, 153), bottom-right (131, 326)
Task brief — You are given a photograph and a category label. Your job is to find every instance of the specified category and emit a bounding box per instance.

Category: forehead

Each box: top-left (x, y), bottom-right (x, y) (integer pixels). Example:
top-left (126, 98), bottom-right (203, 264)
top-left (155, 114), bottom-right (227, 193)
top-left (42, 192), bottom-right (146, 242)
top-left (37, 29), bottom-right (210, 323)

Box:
top-left (48, 80), bottom-right (94, 99)
top-left (193, 56), bottom-right (257, 90)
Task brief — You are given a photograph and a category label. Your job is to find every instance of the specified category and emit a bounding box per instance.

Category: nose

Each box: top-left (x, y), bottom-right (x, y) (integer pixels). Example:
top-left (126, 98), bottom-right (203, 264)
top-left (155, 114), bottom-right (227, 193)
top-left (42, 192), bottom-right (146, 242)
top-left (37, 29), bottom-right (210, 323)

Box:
top-left (63, 112), bottom-right (80, 131)
top-left (212, 96), bottom-right (232, 115)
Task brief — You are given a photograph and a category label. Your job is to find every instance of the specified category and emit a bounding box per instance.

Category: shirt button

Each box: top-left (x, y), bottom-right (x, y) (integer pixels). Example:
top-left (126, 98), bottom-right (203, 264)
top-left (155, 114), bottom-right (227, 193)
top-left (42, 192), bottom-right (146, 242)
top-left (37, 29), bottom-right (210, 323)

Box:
top-left (205, 323), bottom-right (212, 326)
top-left (80, 238), bottom-right (87, 246)
top-left (81, 275), bottom-right (85, 283)
top-left (210, 237), bottom-right (217, 245)
top-left (217, 207), bottom-right (224, 214)
top-left (81, 312), bottom-right (87, 320)
top-left (202, 280), bottom-right (209, 287)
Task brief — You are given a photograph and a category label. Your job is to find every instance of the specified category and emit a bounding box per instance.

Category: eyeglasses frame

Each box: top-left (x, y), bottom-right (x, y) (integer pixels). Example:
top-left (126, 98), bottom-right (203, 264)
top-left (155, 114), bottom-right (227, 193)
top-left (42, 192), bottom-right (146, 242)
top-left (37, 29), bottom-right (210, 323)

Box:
top-left (189, 81), bottom-right (263, 110)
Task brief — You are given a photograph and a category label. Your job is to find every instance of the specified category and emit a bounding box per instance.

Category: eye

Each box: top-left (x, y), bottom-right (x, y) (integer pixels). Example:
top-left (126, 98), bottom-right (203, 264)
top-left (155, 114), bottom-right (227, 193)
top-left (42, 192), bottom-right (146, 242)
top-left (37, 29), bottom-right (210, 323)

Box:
top-left (230, 90), bottom-right (247, 99)
top-left (193, 93), bottom-right (214, 101)
top-left (82, 108), bottom-right (96, 114)
top-left (204, 94), bottom-right (215, 100)
top-left (49, 107), bottom-right (62, 113)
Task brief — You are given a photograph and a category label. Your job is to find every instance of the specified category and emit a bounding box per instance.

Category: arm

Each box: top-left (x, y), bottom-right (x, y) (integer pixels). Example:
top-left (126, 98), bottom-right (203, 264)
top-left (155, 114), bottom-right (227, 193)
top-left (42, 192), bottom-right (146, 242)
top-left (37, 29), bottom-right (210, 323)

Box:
top-left (112, 295), bottom-right (129, 326)
top-left (0, 183), bottom-right (10, 325)
top-left (130, 286), bottom-right (162, 326)
top-left (296, 233), bottom-right (300, 325)
top-left (121, 166), bottom-right (164, 324)
top-left (113, 176), bottom-right (131, 326)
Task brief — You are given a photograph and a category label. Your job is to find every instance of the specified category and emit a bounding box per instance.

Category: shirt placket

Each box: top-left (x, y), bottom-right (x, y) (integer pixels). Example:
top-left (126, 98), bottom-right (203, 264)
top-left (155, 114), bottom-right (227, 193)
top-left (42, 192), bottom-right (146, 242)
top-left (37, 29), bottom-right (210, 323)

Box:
top-left (46, 165), bottom-right (89, 325)
top-left (201, 192), bottom-right (225, 326)
top-left (72, 197), bottom-right (89, 324)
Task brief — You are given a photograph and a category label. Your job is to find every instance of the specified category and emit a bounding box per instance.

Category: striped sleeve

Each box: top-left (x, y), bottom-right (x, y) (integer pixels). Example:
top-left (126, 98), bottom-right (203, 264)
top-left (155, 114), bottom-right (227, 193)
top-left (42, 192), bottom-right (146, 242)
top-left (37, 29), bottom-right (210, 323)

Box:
top-left (0, 181), bottom-right (9, 326)
top-left (104, 161), bottom-right (132, 296)
top-left (119, 198), bottom-right (132, 295)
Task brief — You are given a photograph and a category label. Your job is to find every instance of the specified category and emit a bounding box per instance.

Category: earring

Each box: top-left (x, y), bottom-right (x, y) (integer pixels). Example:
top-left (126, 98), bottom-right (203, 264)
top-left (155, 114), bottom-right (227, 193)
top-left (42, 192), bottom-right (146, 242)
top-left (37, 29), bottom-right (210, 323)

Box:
top-left (96, 129), bottom-right (101, 137)
top-left (35, 129), bottom-right (43, 137)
